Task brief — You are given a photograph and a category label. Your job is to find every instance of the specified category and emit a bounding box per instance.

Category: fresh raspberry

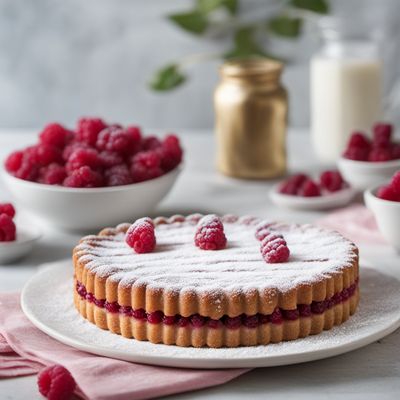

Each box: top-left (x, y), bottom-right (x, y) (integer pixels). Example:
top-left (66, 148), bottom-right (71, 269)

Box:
top-left (254, 221), bottom-right (275, 241)
top-left (343, 132), bottom-right (371, 161)
top-left (347, 132), bottom-right (371, 149)
top-left (14, 160), bottom-right (39, 182)
top-left (40, 164), bottom-right (67, 185)
top-left (278, 173), bottom-right (308, 195)
top-left (30, 144), bottom-right (63, 166)
top-left (373, 123), bottom-right (392, 147)
top-left (76, 117), bottom-right (107, 146)
top-left (343, 146), bottom-right (370, 161)
top-left (99, 151), bottom-right (124, 168)
top-left (96, 127), bottom-right (139, 155)
top-left (105, 165), bottom-right (132, 186)
top-left (298, 179), bottom-right (321, 197)
top-left (62, 142), bottom-right (91, 161)
top-left (261, 235), bottom-right (290, 263)
top-left (125, 125), bottom-right (142, 153)
top-left (130, 163), bottom-right (163, 183)
top-left (37, 364), bottom-right (76, 400)
top-left (368, 146), bottom-right (392, 162)
top-left (391, 143), bottom-right (400, 160)
top-left (159, 134), bottom-right (183, 172)
top-left (0, 203), bottom-right (16, 218)
top-left (5, 151), bottom-right (23, 173)
top-left (0, 213), bottom-right (16, 242)
top-left (125, 217), bottom-right (156, 253)
top-left (377, 185), bottom-right (399, 202)
top-left (130, 150), bottom-right (163, 183)
top-left (319, 170), bottom-right (344, 192)
top-left (63, 166), bottom-right (104, 188)
top-left (66, 148), bottom-right (101, 173)
top-left (390, 171), bottom-right (400, 194)
top-left (141, 136), bottom-right (162, 151)
top-left (194, 214), bottom-right (227, 250)
top-left (39, 123), bottom-right (72, 148)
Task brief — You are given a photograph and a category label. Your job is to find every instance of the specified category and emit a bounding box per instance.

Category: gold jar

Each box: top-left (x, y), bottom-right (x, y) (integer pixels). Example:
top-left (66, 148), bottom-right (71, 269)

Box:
top-left (214, 59), bottom-right (288, 179)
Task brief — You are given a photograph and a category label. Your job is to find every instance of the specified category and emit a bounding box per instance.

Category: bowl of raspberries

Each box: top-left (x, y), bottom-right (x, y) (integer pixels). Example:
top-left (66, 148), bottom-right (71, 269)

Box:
top-left (2, 118), bottom-right (183, 230)
top-left (364, 171), bottom-right (400, 250)
top-left (0, 202), bottom-right (41, 263)
top-left (338, 122), bottom-right (400, 191)
top-left (270, 170), bottom-right (355, 210)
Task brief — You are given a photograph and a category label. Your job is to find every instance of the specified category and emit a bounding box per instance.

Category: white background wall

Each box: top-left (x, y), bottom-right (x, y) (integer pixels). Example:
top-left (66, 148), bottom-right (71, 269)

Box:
top-left (0, 0), bottom-right (399, 131)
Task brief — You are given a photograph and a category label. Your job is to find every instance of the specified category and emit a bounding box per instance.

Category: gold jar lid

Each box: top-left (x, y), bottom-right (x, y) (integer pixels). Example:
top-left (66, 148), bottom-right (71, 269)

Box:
top-left (220, 58), bottom-right (283, 85)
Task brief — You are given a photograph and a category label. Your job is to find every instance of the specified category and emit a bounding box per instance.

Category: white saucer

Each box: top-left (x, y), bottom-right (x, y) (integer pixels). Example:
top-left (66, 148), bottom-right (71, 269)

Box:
top-left (270, 185), bottom-right (356, 211)
top-left (21, 261), bottom-right (400, 369)
top-left (0, 225), bottom-right (42, 263)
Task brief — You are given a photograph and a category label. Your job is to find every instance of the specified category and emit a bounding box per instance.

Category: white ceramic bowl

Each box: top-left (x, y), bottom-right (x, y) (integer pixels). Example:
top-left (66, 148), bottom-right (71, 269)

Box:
top-left (270, 184), bottom-right (356, 211)
top-left (0, 224), bottom-right (42, 263)
top-left (338, 157), bottom-right (400, 191)
top-left (364, 186), bottom-right (400, 251)
top-left (1, 166), bottom-right (182, 231)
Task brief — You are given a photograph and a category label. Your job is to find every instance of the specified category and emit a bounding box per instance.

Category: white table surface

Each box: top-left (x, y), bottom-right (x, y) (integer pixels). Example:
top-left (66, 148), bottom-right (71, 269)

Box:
top-left (1, 129), bottom-right (400, 400)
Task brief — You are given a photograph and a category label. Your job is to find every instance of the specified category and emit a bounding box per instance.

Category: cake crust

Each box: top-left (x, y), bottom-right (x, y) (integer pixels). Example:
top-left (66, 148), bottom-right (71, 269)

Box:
top-left (73, 214), bottom-right (359, 347)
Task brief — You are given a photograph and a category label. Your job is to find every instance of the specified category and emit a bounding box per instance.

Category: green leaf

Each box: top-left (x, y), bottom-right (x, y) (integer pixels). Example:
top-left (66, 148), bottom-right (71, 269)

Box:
top-left (224, 27), bottom-right (266, 59)
top-left (168, 11), bottom-right (208, 34)
top-left (290, 0), bottom-right (329, 14)
top-left (268, 16), bottom-right (302, 38)
top-left (196, 0), bottom-right (238, 15)
top-left (150, 64), bottom-right (186, 91)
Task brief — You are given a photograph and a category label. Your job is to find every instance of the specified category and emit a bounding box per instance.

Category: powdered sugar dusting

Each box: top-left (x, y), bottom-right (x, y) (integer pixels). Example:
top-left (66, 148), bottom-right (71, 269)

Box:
top-left (74, 216), bottom-right (357, 293)
top-left (22, 263), bottom-right (400, 367)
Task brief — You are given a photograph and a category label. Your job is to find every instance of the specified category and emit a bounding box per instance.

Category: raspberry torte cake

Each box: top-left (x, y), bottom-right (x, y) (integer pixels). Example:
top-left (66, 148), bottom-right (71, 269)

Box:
top-left (73, 214), bottom-right (359, 348)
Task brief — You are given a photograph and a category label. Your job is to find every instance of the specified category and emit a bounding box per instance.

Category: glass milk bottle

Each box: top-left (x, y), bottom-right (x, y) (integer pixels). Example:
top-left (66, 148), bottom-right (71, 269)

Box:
top-left (311, 18), bottom-right (383, 163)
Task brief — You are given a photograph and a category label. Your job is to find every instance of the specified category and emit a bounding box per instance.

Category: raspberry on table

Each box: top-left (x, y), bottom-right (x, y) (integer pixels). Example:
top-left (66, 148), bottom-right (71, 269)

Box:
top-left (37, 364), bottom-right (76, 400)
top-left (63, 166), bottom-right (104, 188)
top-left (39, 123), bottom-right (72, 149)
top-left (0, 213), bottom-right (16, 242)
top-left (0, 203), bottom-right (16, 218)
top-left (105, 165), bottom-right (132, 186)
top-left (254, 221), bottom-right (275, 241)
top-left (125, 217), bottom-right (156, 253)
top-left (5, 151), bottom-right (24, 173)
top-left (320, 170), bottom-right (344, 192)
top-left (260, 236), bottom-right (290, 263)
top-left (194, 214), bottom-right (227, 250)
top-left (278, 173), bottom-right (308, 195)
top-left (76, 117), bottom-right (107, 146)
top-left (298, 178), bottom-right (321, 197)
top-left (66, 148), bottom-right (101, 173)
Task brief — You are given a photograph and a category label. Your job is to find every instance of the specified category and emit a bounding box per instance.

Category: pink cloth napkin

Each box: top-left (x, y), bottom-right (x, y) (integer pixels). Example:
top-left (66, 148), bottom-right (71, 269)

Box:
top-left (316, 204), bottom-right (386, 245)
top-left (0, 293), bottom-right (247, 399)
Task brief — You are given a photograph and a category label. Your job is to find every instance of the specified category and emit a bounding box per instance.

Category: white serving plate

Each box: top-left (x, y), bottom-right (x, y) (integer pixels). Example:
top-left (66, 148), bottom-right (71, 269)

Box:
top-left (21, 261), bottom-right (400, 369)
top-left (269, 184), bottom-right (356, 211)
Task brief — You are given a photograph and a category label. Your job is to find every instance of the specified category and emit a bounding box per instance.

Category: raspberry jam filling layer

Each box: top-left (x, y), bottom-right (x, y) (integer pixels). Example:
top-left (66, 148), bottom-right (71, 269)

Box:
top-left (76, 280), bottom-right (358, 329)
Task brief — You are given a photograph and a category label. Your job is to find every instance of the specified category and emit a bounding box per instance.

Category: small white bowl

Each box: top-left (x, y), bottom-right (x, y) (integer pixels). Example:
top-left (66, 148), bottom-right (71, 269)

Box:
top-left (338, 157), bottom-right (400, 191)
top-left (0, 225), bottom-right (42, 263)
top-left (270, 184), bottom-right (356, 211)
top-left (1, 166), bottom-right (182, 231)
top-left (364, 186), bottom-right (400, 251)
